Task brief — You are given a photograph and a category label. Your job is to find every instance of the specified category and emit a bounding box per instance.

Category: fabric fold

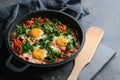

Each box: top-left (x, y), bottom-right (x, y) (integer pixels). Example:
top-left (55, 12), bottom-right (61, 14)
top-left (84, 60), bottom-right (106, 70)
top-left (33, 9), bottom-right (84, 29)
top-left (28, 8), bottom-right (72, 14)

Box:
top-left (0, 0), bottom-right (88, 49)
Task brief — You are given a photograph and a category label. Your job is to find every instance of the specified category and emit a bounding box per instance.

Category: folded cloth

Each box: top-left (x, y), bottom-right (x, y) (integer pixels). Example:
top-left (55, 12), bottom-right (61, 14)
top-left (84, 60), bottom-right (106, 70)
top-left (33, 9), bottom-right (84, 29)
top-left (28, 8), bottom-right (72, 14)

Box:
top-left (0, 0), bottom-right (88, 49)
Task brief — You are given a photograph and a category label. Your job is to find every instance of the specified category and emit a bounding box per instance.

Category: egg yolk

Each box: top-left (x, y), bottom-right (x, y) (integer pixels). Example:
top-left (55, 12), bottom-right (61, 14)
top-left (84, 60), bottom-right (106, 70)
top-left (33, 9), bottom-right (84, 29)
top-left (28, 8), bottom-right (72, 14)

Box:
top-left (32, 49), bottom-right (46, 60)
top-left (56, 36), bottom-right (69, 47)
top-left (29, 28), bottom-right (42, 38)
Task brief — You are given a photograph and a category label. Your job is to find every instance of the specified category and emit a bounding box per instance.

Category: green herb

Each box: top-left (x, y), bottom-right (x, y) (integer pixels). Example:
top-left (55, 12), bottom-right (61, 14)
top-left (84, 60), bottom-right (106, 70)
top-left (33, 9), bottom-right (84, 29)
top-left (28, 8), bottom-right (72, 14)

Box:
top-left (34, 19), bottom-right (42, 27)
top-left (22, 42), bottom-right (33, 53)
top-left (45, 55), bottom-right (52, 60)
top-left (54, 52), bottom-right (61, 58)
top-left (33, 42), bottom-right (39, 46)
top-left (64, 29), bottom-right (71, 36)
top-left (66, 38), bottom-right (76, 50)
top-left (32, 26), bottom-right (39, 29)
top-left (66, 42), bottom-right (73, 50)
top-left (16, 25), bottom-right (28, 35)
top-left (41, 24), bottom-right (52, 34)
top-left (47, 34), bottom-right (54, 41)
top-left (16, 25), bottom-right (23, 35)
top-left (39, 38), bottom-right (51, 50)
top-left (50, 58), bottom-right (55, 63)
top-left (46, 46), bottom-right (53, 52)
top-left (45, 55), bottom-right (56, 63)
top-left (46, 19), bottom-right (52, 25)
top-left (35, 19), bottom-right (39, 24)
top-left (39, 41), bottom-right (46, 49)
top-left (40, 38), bottom-right (47, 42)
top-left (71, 38), bottom-right (76, 46)
top-left (41, 22), bottom-right (61, 36)
top-left (52, 18), bottom-right (61, 26)
top-left (55, 30), bottom-right (60, 36)
top-left (65, 54), bottom-right (69, 58)
top-left (46, 42), bottom-right (50, 47)
top-left (52, 28), bottom-right (60, 36)
top-left (49, 50), bottom-right (62, 58)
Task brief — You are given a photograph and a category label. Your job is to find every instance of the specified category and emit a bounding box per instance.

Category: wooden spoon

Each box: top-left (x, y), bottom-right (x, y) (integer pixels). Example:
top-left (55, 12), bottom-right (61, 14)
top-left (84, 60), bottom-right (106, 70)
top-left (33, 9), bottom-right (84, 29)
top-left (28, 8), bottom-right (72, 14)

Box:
top-left (67, 26), bottom-right (104, 80)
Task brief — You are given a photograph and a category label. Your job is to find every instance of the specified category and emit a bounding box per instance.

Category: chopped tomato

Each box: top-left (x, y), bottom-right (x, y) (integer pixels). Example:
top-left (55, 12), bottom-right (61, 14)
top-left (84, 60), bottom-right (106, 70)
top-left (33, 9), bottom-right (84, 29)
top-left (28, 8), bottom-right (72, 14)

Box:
top-left (26, 20), bottom-right (32, 25)
top-left (40, 62), bottom-right (46, 64)
top-left (22, 23), bottom-right (26, 27)
top-left (56, 58), bottom-right (64, 63)
top-left (60, 48), bottom-right (69, 53)
top-left (53, 24), bottom-right (67, 34)
top-left (11, 35), bottom-right (15, 39)
top-left (62, 55), bottom-right (67, 59)
top-left (25, 57), bottom-right (29, 61)
top-left (39, 17), bottom-right (47, 24)
top-left (13, 39), bottom-right (22, 48)
top-left (33, 18), bottom-right (37, 22)
top-left (69, 50), bottom-right (75, 53)
top-left (50, 42), bottom-right (56, 46)
top-left (58, 49), bottom-right (61, 53)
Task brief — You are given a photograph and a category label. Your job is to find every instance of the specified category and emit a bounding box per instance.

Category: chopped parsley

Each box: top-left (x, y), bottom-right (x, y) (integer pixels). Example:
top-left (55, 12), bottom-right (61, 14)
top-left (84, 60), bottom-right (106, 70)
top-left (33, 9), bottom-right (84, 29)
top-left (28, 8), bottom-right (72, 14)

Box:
top-left (64, 28), bottom-right (71, 36)
top-left (52, 18), bottom-right (62, 26)
top-left (66, 42), bottom-right (73, 50)
top-left (16, 25), bottom-right (28, 35)
top-left (22, 42), bottom-right (33, 53)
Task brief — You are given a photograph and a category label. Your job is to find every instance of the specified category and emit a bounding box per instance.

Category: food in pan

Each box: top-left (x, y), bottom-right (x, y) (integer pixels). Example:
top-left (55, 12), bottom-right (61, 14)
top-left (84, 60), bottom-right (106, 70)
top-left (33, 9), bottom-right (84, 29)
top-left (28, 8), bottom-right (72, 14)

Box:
top-left (10, 17), bottom-right (80, 64)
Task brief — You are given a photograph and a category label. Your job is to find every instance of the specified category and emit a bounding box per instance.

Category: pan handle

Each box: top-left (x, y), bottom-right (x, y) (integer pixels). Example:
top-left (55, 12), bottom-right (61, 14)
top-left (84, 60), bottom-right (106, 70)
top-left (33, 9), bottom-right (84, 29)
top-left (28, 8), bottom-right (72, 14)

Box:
top-left (60, 6), bottom-right (80, 20)
top-left (5, 54), bottom-right (30, 72)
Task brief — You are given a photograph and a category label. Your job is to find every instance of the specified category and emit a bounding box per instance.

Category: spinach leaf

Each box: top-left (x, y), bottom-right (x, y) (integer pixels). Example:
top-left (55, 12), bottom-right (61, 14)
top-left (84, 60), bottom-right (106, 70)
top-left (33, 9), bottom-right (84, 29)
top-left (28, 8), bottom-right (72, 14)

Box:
top-left (16, 25), bottom-right (28, 35)
top-left (47, 34), bottom-right (54, 41)
top-left (52, 28), bottom-right (60, 36)
top-left (55, 30), bottom-right (60, 36)
top-left (54, 52), bottom-right (61, 58)
top-left (66, 42), bottom-right (73, 50)
top-left (16, 25), bottom-right (23, 35)
top-left (50, 58), bottom-right (56, 63)
top-left (45, 55), bottom-right (56, 63)
top-left (41, 24), bottom-right (52, 34)
top-left (33, 42), bottom-right (39, 46)
top-left (71, 38), bottom-right (76, 46)
top-left (22, 42), bottom-right (33, 53)
top-left (46, 19), bottom-right (52, 25)
top-left (66, 38), bottom-right (76, 50)
top-left (64, 29), bottom-right (71, 36)
top-left (52, 18), bottom-right (61, 26)
top-left (39, 38), bottom-right (51, 50)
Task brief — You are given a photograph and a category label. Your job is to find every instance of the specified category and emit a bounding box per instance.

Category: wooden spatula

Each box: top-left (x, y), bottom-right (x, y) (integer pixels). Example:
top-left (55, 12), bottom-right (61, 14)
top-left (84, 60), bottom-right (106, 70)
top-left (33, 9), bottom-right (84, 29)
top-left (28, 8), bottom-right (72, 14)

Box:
top-left (67, 26), bottom-right (104, 80)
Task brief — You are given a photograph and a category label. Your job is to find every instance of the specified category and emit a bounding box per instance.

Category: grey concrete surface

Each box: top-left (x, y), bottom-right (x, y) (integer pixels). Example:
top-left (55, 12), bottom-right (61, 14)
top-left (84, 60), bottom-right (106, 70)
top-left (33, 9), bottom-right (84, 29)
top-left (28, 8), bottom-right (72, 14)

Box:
top-left (81, 0), bottom-right (120, 80)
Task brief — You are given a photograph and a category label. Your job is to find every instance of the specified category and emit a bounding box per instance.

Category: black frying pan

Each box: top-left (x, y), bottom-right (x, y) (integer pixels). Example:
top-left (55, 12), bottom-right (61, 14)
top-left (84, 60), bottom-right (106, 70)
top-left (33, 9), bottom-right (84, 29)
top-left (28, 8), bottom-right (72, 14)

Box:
top-left (5, 6), bottom-right (85, 72)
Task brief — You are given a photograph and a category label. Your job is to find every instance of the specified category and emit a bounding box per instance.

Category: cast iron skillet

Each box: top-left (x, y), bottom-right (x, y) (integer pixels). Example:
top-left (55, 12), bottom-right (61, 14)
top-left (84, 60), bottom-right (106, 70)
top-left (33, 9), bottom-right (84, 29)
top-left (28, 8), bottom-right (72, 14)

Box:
top-left (5, 6), bottom-right (85, 72)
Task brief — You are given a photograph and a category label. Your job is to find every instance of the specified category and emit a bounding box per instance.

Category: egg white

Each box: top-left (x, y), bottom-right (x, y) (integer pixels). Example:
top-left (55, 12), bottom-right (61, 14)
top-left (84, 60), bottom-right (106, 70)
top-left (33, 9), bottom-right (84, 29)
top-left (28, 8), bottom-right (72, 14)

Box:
top-left (41, 49), bottom-right (48, 57)
top-left (67, 35), bottom-right (73, 40)
top-left (50, 46), bottom-right (60, 52)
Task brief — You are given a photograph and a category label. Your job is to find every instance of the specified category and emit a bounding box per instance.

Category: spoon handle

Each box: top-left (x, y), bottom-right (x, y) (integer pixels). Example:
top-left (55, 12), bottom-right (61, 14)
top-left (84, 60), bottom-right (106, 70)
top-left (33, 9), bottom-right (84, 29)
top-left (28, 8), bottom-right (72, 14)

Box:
top-left (67, 26), bottom-right (104, 80)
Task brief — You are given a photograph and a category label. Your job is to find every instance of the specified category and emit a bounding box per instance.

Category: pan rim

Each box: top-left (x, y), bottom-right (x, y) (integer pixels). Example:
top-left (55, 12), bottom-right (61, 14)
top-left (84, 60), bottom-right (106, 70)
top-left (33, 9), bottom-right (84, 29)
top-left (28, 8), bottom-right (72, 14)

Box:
top-left (5, 9), bottom-right (85, 67)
